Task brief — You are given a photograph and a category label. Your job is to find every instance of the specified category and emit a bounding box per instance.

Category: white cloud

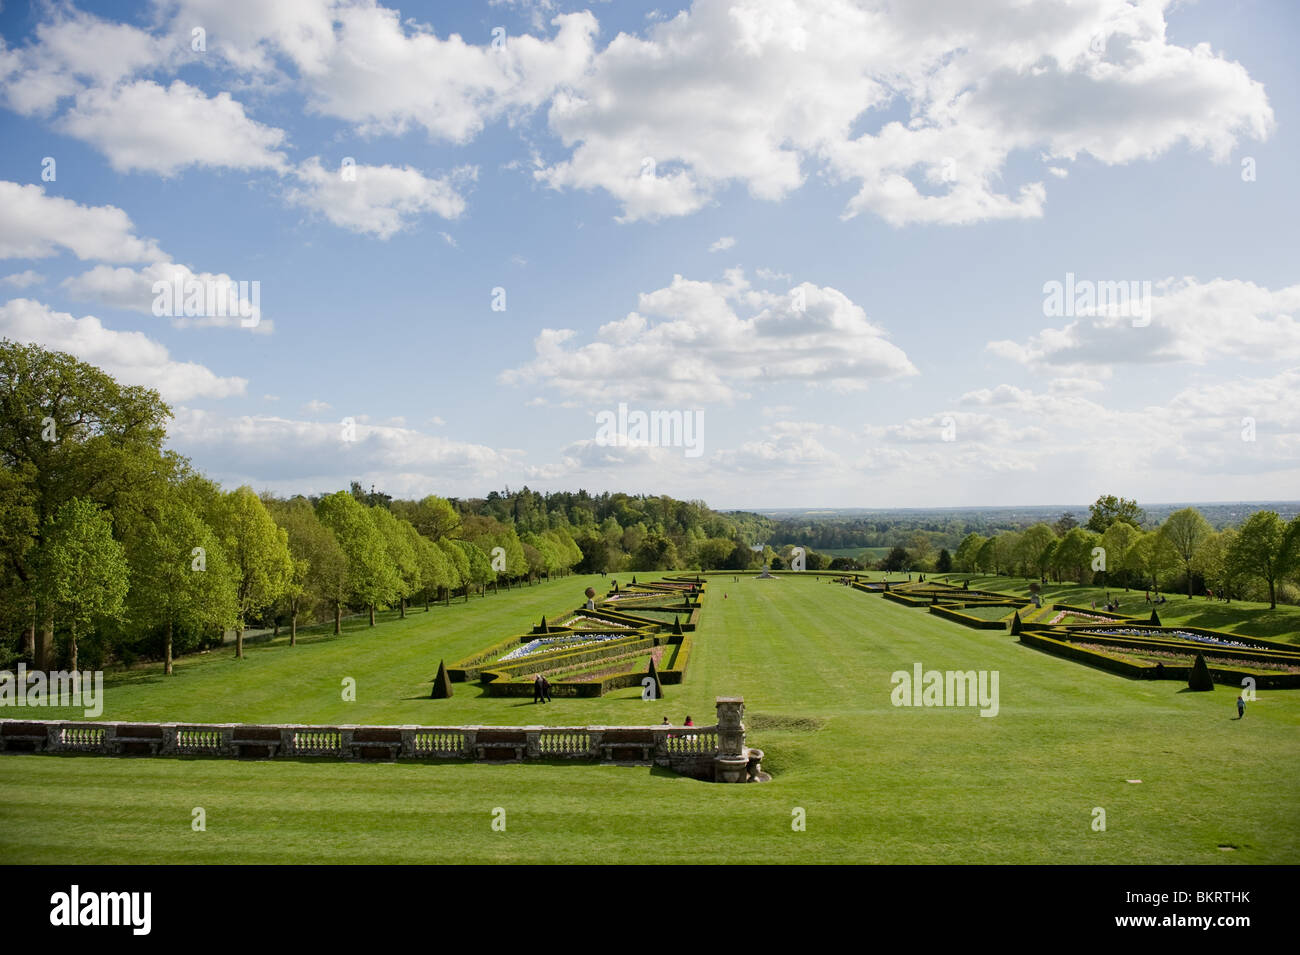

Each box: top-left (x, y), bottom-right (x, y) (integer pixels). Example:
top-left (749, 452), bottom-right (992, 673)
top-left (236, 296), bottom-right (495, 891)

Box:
top-left (501, 269), bottom-right (917, 403)
top-left (167, 406), bottom-right (522, 494)
top-left (0, 299), bottom-right (247, 401)
top-left (61, 261), bottom-right (270, 332)
top-left (0, 181), bottom-right (165, 262)
top-left (989, 278), bottom-right (1300, 369)
top-left (58, 79), bottom-right (289, 176)
top-left (709, 236), bottom-right (736, 252)
top-left (286, 158), bottom-right (470, 237)
top-left (302, 399), bottom-right (332, 414)
top-left (1, 270), bottom-right (44, 289)
top-left (535, 0), bottom-right (1272, 224)
top-left (0, 8), bottom-right (167, 116)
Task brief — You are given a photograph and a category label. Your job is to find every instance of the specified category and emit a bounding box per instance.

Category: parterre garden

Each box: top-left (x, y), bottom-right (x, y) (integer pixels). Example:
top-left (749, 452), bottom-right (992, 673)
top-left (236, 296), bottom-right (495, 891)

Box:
top-left (2, 569), bottom-right (1297, 864)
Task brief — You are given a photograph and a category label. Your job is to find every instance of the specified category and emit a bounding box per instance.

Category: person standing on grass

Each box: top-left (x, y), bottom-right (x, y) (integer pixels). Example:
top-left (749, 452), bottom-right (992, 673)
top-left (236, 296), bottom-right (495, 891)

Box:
top-left (533, 673), bottom-right (545, 704)
top-left (1237, 695), bottom-right (1245, 719)
top-left (541, 675), bottom-right (552, 703)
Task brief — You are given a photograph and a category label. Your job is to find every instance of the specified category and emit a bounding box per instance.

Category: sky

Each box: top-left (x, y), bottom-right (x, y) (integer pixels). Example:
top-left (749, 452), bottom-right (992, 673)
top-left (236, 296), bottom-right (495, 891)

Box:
top-left (1, 0), bottom-right (1297, 510)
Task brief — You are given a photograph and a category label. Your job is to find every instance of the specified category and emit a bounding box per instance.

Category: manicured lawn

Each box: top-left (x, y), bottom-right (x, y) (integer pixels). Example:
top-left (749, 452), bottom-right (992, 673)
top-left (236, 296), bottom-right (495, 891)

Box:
top-left (2, 572), bottom-right (1297, 864)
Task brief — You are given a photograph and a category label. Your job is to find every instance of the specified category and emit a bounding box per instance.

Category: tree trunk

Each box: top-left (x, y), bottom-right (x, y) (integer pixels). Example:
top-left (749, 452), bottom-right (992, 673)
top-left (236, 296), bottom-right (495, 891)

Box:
top-left (400, 598), bottom-right (406, 619)
top-left (165, 619), bottom-right (174, 676)
top-left (290, 611), bottom-right (297, 647)
top-left (69, 624), bottom-right (78, 673)
top-left (334, 601), bottom-right (342, 635)
top-left (35, 609), bottom-right (54, 670)
top-left (425, 595), bottom-right (429, 612)
top-left (21, 616), bottom-right (34, 658)
top-left (369, 603), bottom-right (375, 626)
top-left (236, 626), bottom-right (244, 659)
top-left (274, 618), bottom-right (280, 637)
top-left (1269, 578), bottom-right (1276, 609)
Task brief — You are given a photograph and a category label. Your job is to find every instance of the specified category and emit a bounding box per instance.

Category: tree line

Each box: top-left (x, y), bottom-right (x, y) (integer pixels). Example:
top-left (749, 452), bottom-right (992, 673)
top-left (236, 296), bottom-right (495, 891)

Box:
top-left (0, 343), bottom-right (774, 673)
top-left (885, 495), bottom-right (1300, 609)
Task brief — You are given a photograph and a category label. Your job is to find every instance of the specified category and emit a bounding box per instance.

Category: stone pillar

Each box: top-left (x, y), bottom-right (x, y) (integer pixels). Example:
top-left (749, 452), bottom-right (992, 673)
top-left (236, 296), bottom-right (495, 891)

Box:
top-left (714, 697), bottom-right (748, 783)
top-left (715, 697), bottom-right (745, 756)
top-left (400, 727), bottom-right (417, 758)
top-left (525, 728), bottom-right (541, 759)
top-left (160, 724), bottom-right (179, 756)
top-left (338, 727), bottom-right (354, 759)
top-left (46, 724), bottom-right (61, 753)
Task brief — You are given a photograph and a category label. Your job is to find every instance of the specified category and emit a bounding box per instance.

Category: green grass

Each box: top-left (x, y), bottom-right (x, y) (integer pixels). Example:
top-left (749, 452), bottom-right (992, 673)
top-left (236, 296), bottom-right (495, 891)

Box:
top-left (2, 572), bottom-right (1297, 864)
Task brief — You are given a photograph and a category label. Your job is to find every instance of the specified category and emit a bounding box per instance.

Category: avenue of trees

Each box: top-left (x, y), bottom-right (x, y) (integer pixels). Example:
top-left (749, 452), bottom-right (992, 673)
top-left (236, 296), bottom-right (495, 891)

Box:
top-left (0, 344), bottom-right (776, 673)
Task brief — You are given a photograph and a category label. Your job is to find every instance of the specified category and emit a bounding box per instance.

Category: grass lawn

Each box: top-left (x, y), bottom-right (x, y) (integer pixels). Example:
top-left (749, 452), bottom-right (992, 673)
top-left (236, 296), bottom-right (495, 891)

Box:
top-left (1, 572), bottom-right (1297, 864)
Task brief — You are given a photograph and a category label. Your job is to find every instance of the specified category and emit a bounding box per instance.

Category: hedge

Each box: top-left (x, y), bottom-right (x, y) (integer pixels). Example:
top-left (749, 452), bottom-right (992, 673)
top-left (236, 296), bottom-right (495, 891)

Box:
top-left (1049, 628), bottom-right (1300, 668)
top-left (660, 631), bottom-right (694, 685)
top-left (1019, 630), bottom-right (1300, 688)
top-left (928, 604), bottom-right (1009, 630)
top-left (482, 634), bottom-right (658, 682)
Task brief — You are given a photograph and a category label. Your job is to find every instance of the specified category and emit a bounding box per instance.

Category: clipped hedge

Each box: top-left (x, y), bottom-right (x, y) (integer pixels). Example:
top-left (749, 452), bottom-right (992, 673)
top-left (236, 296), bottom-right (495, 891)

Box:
top-left (1058, 627), bottom-right (1300, 665)
top-left (483, 634), bottom-right (658, 682)
top-left (660, 631), bottom-right (694, 685)
top-left (1020, 630), bottom-right (1300, 688)
top-left (928, 604), bottom-right (1008, 630)
top-left (883, 590), bottom-right (929, 607)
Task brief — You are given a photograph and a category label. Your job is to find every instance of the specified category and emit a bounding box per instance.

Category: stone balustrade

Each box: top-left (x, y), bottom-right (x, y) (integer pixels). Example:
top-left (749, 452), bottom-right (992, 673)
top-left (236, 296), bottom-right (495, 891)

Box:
top-left (0, 696), bottom-right (766, 782)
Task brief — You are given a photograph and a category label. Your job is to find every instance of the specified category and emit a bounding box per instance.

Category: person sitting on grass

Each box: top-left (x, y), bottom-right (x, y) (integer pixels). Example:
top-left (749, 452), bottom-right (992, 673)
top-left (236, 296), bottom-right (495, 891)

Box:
top-left (683, 716), bottom-right (694, 727)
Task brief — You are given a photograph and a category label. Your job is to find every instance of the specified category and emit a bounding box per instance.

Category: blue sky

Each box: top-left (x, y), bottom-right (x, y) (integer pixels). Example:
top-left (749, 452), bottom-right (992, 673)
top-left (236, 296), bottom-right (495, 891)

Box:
top-left (2, 0), bottom-right (1297, 508)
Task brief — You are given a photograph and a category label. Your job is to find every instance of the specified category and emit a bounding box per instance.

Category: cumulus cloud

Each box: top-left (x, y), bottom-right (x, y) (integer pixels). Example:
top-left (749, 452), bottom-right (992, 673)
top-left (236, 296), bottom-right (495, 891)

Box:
top-left (167, 406), bottom-right (522, 494)
top-left (709, 236), bottom-right (736, 252)
top-left (286, 158), bottom-right (471, 237)
top-left (534, 0), bottom-right (1272, 224)
top-left (58, 80), bottom-right (289, 176)
top-left (988, 278), bottom-right (1300, 369)
top-left (0, 181), bottom-right (165, 262)
top-left (61, 261), bottom-right (271, 332)
top-left (0, 299), bottom-right (247, 401)
top-left (1, 270), bottom-right (44, 289)
top-left (501, 269), bottom-right (917, 403)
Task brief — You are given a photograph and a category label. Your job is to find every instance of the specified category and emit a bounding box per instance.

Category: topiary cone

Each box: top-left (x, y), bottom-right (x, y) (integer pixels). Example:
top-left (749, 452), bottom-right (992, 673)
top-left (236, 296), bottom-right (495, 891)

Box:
top-left (540, 616), bottom-right (548, 633)
top-left (646, 657), bottom-right (664, 700)
top-left (1149, 609), bottom-right (1161, 626)
top-left (672, 616), bottom-right (683, 635)
top-left (1010, 611), bottom-right (1023, 635)
top-left (431, 659), bottom-right (453, 699)
top-left (1188, 652), bottom-right (1214, 691)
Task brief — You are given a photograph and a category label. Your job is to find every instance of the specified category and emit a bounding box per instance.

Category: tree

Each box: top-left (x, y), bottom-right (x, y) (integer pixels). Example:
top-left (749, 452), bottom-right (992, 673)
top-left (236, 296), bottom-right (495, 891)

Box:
top-left (131, 493), bottom-right (235, 674)
top-left (1099, 521), bottom-right (1141, 588)
top-left (935, 548), bottom-right (953, 573)
top-left (371, 506), bottom-right (419, 617)
top-left (1052, 512), bottom-right (1079, 536)
top-left (215, 487), bottom-right (292, 657)
top-left (30, 498), bottom-right (128, 671)
top-left (0, 341), bottom-right (170, 667)
top-left (437, 537), bottom-right (469, 603)
top-left (1226, 511), bottom-right (1286, 609)
top-left (954, 533), bottom-right (986, 573)
top-left (1158, 508), bottom-right (1212, 597)
top-left (975, 538), bottom-right (997, 574)
top-left (1086, 494), bottom-right (1145, 533)
top-left (1017, 524), bottom-right (1057, 580)
top-left (1051, 527), bottom-right (1097, 584)
top-left (880, 546), bottom-right (910, 572)
top-left (317, 491), bottom-right (397, 627)
top-left (268, 497), bottom-right (346, 644)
